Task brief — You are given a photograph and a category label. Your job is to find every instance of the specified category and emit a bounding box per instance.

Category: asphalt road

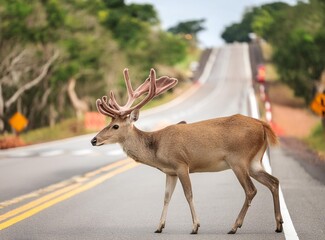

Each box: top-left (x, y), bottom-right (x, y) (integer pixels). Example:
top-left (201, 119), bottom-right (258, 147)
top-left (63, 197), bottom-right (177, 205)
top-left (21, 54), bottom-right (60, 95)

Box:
top-left (0, 43), bottom-right (324, 240)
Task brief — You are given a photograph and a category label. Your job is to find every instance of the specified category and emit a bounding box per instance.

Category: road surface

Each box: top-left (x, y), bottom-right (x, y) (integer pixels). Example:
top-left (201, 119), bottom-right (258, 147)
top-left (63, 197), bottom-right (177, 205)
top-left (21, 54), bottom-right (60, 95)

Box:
top-left (0, 43), bottom-right (324, 240)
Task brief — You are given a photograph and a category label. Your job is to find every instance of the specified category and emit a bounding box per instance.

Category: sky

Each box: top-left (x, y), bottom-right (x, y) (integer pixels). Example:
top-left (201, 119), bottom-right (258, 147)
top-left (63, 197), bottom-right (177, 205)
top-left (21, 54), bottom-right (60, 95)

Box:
top-left (126, 0), bottom-right (297, 47)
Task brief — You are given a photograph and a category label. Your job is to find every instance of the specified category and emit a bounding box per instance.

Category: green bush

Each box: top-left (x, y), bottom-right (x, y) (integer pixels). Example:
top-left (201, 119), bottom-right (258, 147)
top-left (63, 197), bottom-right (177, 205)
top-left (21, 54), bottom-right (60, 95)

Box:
top-left (306, 122), bottom-right (325, 155)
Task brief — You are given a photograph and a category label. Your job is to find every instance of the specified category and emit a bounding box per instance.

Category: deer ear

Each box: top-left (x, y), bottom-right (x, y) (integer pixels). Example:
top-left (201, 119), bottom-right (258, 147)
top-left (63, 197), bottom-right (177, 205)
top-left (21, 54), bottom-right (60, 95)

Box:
top-left (130, 109), bottom-right (140, 122)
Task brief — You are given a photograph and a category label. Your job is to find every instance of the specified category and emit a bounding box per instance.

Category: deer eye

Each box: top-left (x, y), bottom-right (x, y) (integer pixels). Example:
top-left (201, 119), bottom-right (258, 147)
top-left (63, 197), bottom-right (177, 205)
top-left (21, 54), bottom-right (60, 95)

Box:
top-left (112, 125), bottom-right (119, 130)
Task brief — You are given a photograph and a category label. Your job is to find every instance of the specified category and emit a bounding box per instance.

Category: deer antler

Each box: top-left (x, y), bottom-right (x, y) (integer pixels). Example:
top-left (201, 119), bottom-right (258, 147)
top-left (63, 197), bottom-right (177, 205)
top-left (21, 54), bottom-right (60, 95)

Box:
top-left (96, 68), bottom-right (178, 118)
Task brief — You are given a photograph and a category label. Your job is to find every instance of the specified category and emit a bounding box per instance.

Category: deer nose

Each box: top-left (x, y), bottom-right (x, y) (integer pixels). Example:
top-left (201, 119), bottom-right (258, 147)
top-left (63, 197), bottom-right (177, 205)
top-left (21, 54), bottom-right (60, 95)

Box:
top-left (91, 137), bottom-right (97, 146)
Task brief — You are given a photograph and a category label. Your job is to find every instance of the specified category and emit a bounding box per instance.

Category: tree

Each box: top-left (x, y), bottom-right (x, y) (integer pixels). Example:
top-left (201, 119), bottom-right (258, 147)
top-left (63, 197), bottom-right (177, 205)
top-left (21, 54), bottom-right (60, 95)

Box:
top-left (221, 23), bottom-right (250, 43)
top-left (221, 2), bottom-right (289, 43)
top-left (266, 0), bottom-right (325, 103)
top-left (252, 2), bottom-right (290, 40)
top-left (0, 0), bottom-right (194, 133)
top-left (0, 0), bottom-right (125, 131)
top-left (126, 3), bottom-right (158, 24)
top-left (221, 9), bottom-right (255, 43)
top-left (168, 19), bottom-right (205, 42)
top-left (102, 0), bottom-right (125, 9)
top-left (221, 0), bottom-right (325, 104)
top-left (0, 0), bottom-right (62, 131)
top-left (0, 47), bottom-right (59, 131)
top-left (100, 1), bottom-right (189, 75)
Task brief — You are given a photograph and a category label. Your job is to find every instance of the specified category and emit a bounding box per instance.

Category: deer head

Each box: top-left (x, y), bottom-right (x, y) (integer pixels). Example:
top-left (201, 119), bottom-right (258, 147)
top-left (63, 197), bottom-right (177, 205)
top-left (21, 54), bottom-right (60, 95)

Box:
top-left (91, 68), bottom-right (178, 146)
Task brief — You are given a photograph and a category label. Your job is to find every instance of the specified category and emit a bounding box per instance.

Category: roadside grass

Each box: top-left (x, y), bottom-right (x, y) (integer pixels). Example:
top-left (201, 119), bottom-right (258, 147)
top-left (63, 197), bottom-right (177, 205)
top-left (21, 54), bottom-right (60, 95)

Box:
top-left (20, 118), bottom-right (91, 145)
top-left (266, 63), bottom-right (279, 82)
top-left (175, 47), bottom-right (201, 72)
top-left (0, 119), bottom-right (89, 149)
top-left (305, 123), bottom-right (325, 159)
top-left (260, 40), bottom-right (273, 61)
top-left (260, 40), bottom-right (279, 82)
top-left (268, 81), bottom-right (305, 108)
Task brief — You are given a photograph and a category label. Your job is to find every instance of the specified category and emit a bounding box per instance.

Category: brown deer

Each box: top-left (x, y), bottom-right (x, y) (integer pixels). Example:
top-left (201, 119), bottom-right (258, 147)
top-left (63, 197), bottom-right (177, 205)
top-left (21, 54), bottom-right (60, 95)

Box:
top-left (91, 68), bottom-right (283, 234)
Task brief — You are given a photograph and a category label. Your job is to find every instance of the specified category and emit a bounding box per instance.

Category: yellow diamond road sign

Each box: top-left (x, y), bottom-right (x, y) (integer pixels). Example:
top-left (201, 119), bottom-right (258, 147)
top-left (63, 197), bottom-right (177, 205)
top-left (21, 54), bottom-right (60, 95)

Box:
top-left (9, 112), bottom-right (29, 133)
top-left (310, 93), bottom-right (325, 117)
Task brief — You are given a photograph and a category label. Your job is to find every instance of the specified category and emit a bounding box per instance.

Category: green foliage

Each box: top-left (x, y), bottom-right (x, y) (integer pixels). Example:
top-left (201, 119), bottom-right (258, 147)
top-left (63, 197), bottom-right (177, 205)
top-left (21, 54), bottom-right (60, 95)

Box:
top-left (127, 4), bottom-right (158, 24)
top-left (130, 31), bottom-right (187, 70)
top-left (252, 9), bottom-right (274, 38)
top-left (45, 0), bottom-right (66, 29)
top-left (0, 0), bottom-right (33, 41)
top-left (221, 0), bottom-right (325, 104)
top-left (221, 9), bottom-right (255, 43)
top-left (1, 0), bottom-right (194, 132)
top-left (267, 0), bottom-right (325, 103)
top-left (153, 32), bottom-right (187, 65)
top-left (111, 15), bottom-right (150, 48)
top-left (0, 0), bottom-right (67, 43)
top-left (99, 1), bottom-right (188, 75)
top-left (221, 23), bottom-right (250, 43)
top-left (102, 0), bottom-right (125, 9)
top-left (101, 2), bottom-right (159, 49)
top-left (221, 2), bottom-right (289, 43)
top-left (168, 19), bottom-right (205, 41)
top-left (272, 29), bottom-right (320, 102)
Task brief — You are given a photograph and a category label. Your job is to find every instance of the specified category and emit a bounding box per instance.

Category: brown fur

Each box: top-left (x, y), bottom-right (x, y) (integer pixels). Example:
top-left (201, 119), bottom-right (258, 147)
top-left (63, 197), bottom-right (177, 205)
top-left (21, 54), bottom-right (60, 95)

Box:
top-left (262, 121), bottom-right (279, 145)
top-left (92, 114), bottom-right (283, 234)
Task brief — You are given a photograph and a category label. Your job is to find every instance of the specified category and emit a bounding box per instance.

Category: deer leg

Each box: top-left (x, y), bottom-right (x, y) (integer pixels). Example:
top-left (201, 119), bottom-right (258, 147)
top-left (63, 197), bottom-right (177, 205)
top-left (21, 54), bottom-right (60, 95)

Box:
top-left (155, 174), bottom-right (178, 233)
top-left (228, 168), bottom-right (257, 234)
top-left (250, 169), bottom-right (283, 233)
top-left (177, 167), bottom-right (200, 234)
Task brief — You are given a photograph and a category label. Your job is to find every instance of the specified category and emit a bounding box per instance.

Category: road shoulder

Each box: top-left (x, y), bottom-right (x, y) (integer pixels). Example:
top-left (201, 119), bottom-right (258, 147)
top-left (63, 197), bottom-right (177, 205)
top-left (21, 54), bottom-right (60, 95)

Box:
top-left (271, 145), bottom-right (325, 240)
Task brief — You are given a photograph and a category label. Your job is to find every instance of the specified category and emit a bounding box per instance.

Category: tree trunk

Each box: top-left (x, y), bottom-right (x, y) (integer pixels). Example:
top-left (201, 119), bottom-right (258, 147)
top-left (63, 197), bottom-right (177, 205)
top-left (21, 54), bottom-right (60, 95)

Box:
top-left (67, 77), bottom-right (89, 119)
top-left (4, 50), bottom-right (59, 110)
top-left (0, 83), bottom-right (4, 132)
top-left (49, 104), bottom-right (57, 128)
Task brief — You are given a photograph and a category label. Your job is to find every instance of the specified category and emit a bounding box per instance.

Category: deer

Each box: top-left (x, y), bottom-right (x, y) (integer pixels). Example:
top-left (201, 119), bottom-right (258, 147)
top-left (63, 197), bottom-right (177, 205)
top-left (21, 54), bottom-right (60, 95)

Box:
top-left (91, 68), bottom-right (283, 235)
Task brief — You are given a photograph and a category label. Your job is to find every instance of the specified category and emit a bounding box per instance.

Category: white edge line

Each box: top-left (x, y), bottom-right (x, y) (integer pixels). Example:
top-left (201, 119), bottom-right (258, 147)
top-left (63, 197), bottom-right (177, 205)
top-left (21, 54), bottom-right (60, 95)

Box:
top-left (243, 43), bottom-right (299, 240)
top-left (198, 47), bottom-right (219, 85)
top-left (106, 149), bottom-right (125, 156)
top-left (71, 149), bottom-right (94, 156)
top-left (39, 150), bottom-right (64, 157)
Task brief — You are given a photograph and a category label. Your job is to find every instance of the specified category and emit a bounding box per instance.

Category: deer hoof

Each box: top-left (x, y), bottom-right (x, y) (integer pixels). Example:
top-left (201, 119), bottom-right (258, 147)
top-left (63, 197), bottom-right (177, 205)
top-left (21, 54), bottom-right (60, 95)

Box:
top-left (155, 222), bottom-right (165, 233)
top-left (190, 223), bottom-right (200, 234)
top-left (227, 229), bottom-right (237, 234)
top-left (275, 221), bottom-right (283, 233)
top-left (275, 225), bottom-right (283, 233)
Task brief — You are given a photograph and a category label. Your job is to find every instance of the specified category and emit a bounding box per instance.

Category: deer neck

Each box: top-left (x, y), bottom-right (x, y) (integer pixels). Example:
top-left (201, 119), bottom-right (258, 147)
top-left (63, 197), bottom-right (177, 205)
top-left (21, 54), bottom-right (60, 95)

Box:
top-left (120, 125), bottom-right (158, 167)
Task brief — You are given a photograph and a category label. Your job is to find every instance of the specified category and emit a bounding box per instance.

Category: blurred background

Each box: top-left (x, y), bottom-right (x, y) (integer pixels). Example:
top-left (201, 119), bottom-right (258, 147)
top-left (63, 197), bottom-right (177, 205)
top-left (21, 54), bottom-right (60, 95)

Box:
top-left (0, 0), bottom-right (324, 157)
top-left (1, 1), bottom-right (325, 239)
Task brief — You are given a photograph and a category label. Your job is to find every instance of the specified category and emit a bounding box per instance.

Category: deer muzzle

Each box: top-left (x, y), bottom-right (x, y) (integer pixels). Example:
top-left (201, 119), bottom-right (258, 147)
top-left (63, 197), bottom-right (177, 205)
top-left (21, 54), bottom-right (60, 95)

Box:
top-left (91, 137), bottom-right (97, 146)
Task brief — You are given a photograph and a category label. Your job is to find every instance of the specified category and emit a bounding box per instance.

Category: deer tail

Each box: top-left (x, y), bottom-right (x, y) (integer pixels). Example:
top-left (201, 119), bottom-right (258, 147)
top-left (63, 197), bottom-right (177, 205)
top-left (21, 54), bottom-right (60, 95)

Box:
top-left (262, 121), bottom-right (279, 146)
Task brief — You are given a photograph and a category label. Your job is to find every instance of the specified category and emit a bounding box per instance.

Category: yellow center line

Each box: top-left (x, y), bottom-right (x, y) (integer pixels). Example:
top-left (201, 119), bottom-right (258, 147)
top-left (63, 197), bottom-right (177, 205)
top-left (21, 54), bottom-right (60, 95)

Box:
top-left (0, 161), bottom-right (139, 231)
top-left (0, 183), bottom-right (81, 222)
top-left (82, 158), bottom-right (132, 178)
top-left (0, 158), bottom-right (132, 209)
